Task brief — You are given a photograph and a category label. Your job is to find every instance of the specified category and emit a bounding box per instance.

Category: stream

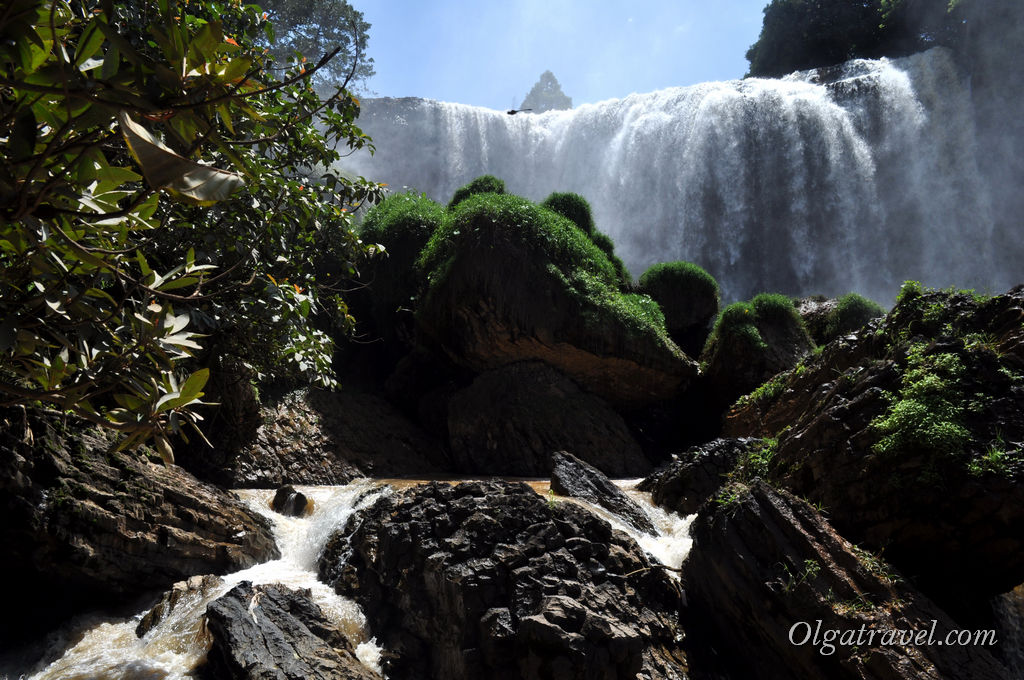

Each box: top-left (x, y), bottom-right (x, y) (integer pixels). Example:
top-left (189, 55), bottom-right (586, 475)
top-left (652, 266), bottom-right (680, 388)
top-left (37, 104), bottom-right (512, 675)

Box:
top-left (5, 479), bottom-right (694, 680)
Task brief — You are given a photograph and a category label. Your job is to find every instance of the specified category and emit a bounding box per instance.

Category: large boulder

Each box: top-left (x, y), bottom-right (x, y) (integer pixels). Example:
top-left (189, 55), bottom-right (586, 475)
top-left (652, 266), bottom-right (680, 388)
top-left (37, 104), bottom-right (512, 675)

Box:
top-left (447, 362), bottom-right (649, 477)
top-left (0, 408), bottom-right (279, 646)
top-left (682, 480), bottom-right (1009, 680)
top-left (196, 388), bottom-right (450, 487)
top-left (550, 450), bottom-right (656, 534)
top-left (417, 193), bottom-right (696, 406)
top-left (204, 582), bottom-right (382, 680)
top-left (639, 438), bottom-right (760, 516)
top-left (318, 481), bottom-right (688, 680)
top-left (725, 286), bottom-right (1024, 609)
top-left (701, 293), bottom-right (814, 411)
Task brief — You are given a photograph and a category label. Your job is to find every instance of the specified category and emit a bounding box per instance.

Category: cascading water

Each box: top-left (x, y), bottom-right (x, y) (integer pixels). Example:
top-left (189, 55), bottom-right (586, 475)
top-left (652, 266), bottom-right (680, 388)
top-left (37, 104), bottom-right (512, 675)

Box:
top-left (342, 47), bottom-right (1013, 304)
top-left (4, 479), bottom-right (694, 679)
top-left (10, 482), bottom-right (388, 680)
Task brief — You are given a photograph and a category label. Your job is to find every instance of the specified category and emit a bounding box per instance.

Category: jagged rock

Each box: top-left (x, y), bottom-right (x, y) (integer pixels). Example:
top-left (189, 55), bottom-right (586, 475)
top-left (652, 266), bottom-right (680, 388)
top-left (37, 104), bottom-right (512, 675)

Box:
top-left (0, 408), bottom-right (279, 647)
top-left (447, 362), bottom-right (650, 477)
top-left (136, 574), bottom-right (223, 637)
top-left (550, 450), bottom-right (656, 534)
top-left (724, 287), bottom-right (1024, 608)
top-left (271, 485), bottom-right (309, 517)
top-left (193, 388), bottom-right (450, 487)
top-left (639, 438), bottom-right (758, 515)
top-left (417, 194), bottom-right (697, 406)
top-left (318, 481), bottom-right (688, 680)
top-left (682, 480), bottom-right (1009, 680)
top-left (204, 582), bottom-right (381, 680)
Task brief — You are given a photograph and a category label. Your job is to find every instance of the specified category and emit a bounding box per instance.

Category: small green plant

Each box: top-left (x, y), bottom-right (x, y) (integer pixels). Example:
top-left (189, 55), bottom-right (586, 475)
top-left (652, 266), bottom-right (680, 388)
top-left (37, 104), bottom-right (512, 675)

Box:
top-left (968, 445), bottom-right (1010, 477)
top-left (823, 292), bottom-right (886, 340)
top-left (850, 544), bottom-right (898, 584)
top-left (782, 559), bottom-right (821, 593)
top-left (896, 280), bottom-right (924, 304)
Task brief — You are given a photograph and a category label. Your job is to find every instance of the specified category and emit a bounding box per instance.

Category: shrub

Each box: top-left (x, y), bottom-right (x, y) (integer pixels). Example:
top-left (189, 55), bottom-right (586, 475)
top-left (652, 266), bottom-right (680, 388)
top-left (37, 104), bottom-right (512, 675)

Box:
top-left (447, 175), bottom-right (506, 209)
top-left (588, 231), bottom-right (631, 287)
top-left (638, 262), bottom-right (719, 328)
top-left (541, 192), bottom-right (595, 236)
top-left (359, 192), bottom-right (444, 342)
top-left (824, 292), bottom-right (886, 339)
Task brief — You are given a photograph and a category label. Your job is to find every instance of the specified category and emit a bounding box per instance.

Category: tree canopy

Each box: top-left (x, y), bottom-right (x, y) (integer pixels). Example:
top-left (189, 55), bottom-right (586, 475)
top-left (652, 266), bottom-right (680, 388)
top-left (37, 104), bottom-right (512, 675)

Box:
top-left (520, 70), bottom-right (572, 113)
top-left (0, 0), bottom-right (384, 459)
top-left (746, 0), bottom-right (970, 78)
top-left (258, 0), bottom-right (374, 89)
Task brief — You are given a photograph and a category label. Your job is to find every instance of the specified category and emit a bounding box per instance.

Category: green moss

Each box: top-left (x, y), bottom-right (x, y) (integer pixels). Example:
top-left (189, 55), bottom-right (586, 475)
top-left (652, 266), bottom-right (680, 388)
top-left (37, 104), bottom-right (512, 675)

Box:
top-left (420, 193), bottom-right (618, 292)
top-left (823, 292), bottom-right (885, 339)
top-left (588, 230), bottom-right (631, 287)
top-left (541, 191), bottom-right (595, 236)
top-left (638, 261), bottom-right (719, 330)
top-left (706, 301), bottom-right (764, 353)
top-left (447, 174), bottom-right (506, 209)
top-left (871, 342), bottom-right (971, 458)
top-left (751, 292), bottom-right (802, 325)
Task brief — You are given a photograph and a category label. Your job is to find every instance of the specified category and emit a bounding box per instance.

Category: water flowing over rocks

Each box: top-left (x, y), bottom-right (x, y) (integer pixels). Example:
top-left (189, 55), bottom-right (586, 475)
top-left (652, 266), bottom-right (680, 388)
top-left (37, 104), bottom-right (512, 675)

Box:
top-left (725, 287), bottom-right (1024, 609)
top-left (639, 438), bottom-right (759, 516)
top-left (204, 581), bottom-right (382, 680)
top-left (447, 362), bottom-right (649, 477)
top-left (549, 450), bottom-right (657, 534)
top-left (271, 485), bottom-right (310, 517)
top-left (0, 408), bottom-right (279, 645)
top-left (681, 481), bottom-right (1009, 680)
top-left (318, 480), bottom-right (688, 680)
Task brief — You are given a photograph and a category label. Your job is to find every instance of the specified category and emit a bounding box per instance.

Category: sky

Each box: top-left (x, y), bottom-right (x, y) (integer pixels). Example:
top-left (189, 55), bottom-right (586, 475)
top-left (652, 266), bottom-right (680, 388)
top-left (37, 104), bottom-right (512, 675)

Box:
top-left (351, 0), bottom-right (770, 109)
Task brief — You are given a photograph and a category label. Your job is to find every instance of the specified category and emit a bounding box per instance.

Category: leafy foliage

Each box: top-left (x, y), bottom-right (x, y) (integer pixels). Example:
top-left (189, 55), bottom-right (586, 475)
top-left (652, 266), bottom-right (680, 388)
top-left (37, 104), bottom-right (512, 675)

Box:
top-left (746, 0), bottom-right (969, 78)
top-left (447, 174), bottom-right (506, 210)
top-left (823, 292), bottom-right (886, 340)
top-left (520, 70), bottom-right (572, 113)
top-left (0, 0), bottom-right (384, 458)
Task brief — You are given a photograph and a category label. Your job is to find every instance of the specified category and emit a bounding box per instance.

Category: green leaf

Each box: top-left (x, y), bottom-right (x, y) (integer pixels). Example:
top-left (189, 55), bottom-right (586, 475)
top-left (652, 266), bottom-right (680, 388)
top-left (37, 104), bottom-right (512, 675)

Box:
top-left (118, 111), bottom-right (244, 205)
top-left (179, 368), bottom-right (209, 402)
top-left (74, 16), bottom-right (106, 67)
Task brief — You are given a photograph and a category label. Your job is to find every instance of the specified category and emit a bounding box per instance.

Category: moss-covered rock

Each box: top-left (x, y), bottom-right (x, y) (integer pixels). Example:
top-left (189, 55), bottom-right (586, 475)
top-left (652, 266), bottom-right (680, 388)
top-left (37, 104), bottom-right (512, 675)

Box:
top-left (446, 174), bottom-right (506, 209)
top-left (417, 193), bottom-right (695, 405)
top-left (725, 284), bottom-right (1024, 610)
top-left (701, 292), bottom-right (813, 409)
top-left (638, 261), bottom-right (720, 357)
top-left (798, 292), bottom-right (886, 345)
top-left (540, 191), bottom-right (595, 235)
top-left (357, 192), bottom-right (445, 353)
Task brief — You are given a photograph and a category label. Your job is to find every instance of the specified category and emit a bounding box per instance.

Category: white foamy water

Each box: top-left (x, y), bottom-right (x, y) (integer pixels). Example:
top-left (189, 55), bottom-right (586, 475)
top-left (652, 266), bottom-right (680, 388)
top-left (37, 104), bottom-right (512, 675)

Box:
top-left (342, 48), bottom-right (1007, 304)
top-left (14, 480), bottom-right (388, 680)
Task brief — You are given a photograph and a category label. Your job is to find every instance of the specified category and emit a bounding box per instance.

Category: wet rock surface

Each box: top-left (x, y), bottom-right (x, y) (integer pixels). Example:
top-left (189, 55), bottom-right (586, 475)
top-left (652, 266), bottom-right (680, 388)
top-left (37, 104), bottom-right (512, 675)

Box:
top-left (318, 480), bottom-right (688, 680)
top-left (549, 450), bottom-right (656, 534)
top-left (136, 574), bottom-right (223, 637)
top-left (271, 485), bottom-right (309, 517)
top-left (447, 361), bottom-right (650, 477)
top-left (639, 438), bottom-right (758, 516)
top-left (682, 481), bottom-right (1009, 680)
top-left (203, 581), bottom-right (381, 680)
top-left (724, 288), bottom-right (1024, 606)
top-left (0, 408), bottom-right (279, 646)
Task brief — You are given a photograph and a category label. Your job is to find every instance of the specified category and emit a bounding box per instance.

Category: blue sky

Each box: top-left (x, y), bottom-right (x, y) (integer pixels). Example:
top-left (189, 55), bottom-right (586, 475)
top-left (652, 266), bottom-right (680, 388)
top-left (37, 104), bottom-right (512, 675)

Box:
top-left (352, 0), bottom-right (769, 109)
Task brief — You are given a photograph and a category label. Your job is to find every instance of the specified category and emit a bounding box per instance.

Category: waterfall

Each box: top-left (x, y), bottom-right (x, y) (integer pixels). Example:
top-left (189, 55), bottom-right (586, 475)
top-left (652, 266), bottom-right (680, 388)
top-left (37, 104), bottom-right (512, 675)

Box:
top-left (342, 47), bottom-right (1009, 304)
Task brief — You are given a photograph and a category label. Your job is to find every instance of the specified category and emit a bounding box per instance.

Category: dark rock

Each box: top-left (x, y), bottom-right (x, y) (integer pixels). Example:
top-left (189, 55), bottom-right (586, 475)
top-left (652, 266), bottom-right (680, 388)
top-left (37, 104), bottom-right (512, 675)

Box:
top-left (682, 480), bottom-right (1009, 680)
top-left (136, 574), bottom-right (223, 637)
top-left (204, 582), bottom-right (381, 680)
top-left (447, 362), bottom-right (650, 477)
top-left (318, 480), bottom-right (687, 680)
top-left (204, 388), bottom-right (450, 487)
top-left (724, 287), bottom-right (1024, 608)
top-left (271, 485), bottom-right (309, 517)
top-left (550, 450), bottom-right (656, 534)
top-left (639, 438), bottom-right (758, 515)
top-left (0, 408), bottom-right (279, 647)
top-left (794, 295), bottom-right (838, 345)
